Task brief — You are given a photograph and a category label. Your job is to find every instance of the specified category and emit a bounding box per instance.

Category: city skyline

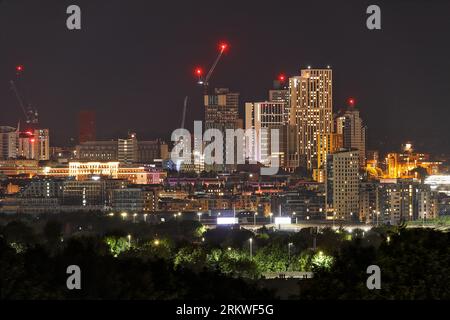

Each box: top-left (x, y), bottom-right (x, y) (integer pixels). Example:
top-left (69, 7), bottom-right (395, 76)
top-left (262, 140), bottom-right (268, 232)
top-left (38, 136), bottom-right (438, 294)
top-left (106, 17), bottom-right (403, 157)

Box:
top-left (1, 0), bottom-right (450, 304)
top-left (0, 0), bottom-right (449, 155)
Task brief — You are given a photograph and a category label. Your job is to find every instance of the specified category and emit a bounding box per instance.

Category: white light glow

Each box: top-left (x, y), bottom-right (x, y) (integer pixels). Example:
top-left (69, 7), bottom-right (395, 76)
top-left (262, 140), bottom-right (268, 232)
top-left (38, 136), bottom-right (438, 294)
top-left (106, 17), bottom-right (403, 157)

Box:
top-left (274, 217), bottom-right (292, 225)
top-left (217, 217), bottom-right (239, 225)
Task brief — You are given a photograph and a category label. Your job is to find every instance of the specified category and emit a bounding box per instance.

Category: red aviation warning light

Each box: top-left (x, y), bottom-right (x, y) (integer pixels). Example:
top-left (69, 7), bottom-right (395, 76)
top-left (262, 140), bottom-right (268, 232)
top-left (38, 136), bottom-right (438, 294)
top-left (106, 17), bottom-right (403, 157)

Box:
top-left (219, 42), bottom-right (228, 52)
top-left (195, 67), bottom-right (204, 84)
top-left (278, 74), bottom-right (286, 82)
top-left (348, 98), bottom-right (356, 107)
top-left (16, 65), bottom-right (24, 76)
top-left (195, 67), bottom-right (203, 76)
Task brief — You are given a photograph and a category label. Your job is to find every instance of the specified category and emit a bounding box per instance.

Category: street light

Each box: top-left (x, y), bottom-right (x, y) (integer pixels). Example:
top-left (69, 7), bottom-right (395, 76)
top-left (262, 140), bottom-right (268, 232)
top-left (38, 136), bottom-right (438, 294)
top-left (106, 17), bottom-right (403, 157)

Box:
top-left (127, 234), bottom-right (131, 247)
top-left (269, 212), bottom-right (273, 224)
top-left (133, 213), bottom-right (137, 223)
top-left (197, 212), bottom-right (202, 222)
top-left (121, 212), bottom-right (128, 221)
top-left (249, 238), bottom-right (253, 260)
top-left (293, 212), bottom-right (298, 224)
top-left (144, 213), bottom-right (148, 222)
top-left (254, 212), bottom-right (258, 226)
top-left (332, 212), bottom-right (336, 228)
top-left (154, 239), bottom-right (160, 246)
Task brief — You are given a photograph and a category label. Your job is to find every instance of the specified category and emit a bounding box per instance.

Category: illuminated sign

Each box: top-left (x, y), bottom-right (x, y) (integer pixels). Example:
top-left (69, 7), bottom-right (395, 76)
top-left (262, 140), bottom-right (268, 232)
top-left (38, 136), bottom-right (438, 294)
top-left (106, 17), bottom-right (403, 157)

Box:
top-left (274, 217), bottom-right (292, 225)
top-left (217, 217), bottom-right (239, 225)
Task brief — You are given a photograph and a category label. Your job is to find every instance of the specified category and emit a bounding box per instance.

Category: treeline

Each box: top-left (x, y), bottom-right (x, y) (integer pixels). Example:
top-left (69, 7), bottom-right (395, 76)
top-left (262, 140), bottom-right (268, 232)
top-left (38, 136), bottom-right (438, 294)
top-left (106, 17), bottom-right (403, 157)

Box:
top-left (1, 214), bottom-right (450, 299)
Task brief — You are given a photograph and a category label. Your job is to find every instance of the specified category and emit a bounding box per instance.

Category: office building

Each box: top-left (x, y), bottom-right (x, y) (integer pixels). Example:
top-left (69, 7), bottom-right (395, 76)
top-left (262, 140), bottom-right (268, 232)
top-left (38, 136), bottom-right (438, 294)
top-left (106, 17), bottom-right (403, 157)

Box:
top-left (335, 101), bottom-right (367, 167)
top-left (118, 132), bottom-right (138, 163)
top-left (0, 126), bottom-right (18, 160)
top-left (204, 88), bottom-right (240, 172)
top-left (326, 149), bottom-right (359, 221)
top-left (245, 101), bottom-right (287, 167)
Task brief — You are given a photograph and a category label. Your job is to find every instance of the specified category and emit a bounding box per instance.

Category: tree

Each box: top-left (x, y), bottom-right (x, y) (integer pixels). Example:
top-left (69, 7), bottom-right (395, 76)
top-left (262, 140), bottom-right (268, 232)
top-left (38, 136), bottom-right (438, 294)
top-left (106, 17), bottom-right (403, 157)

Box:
top-left (43, 220), bottom-right (63, 246)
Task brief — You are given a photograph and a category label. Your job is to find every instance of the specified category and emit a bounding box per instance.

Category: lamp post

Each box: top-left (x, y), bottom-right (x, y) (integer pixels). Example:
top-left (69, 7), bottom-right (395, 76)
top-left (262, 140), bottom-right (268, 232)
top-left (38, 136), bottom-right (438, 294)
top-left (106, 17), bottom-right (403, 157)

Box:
top-left (249, 238), bottom-right (253, 260)
top-left (254, 212), bottom-right (258, 226)
top-left (293, 212), bottom-right (297, 224)
top-left (377, 211), bottom-right (380, 227)
top-left (127, 234), bottom-right (131, 247)
top-left (144, 213), bottom-right (148, 222)
top-left (121, 212), bottom-right (127, 221)
top-left (269, 212), bottom-right (273, 224)
top-left (197, 212), bottom-right (202, 222)
top-left (133, 213), bottom-right (137, 223)
top-left (333, 212), bottom-right (336, 229)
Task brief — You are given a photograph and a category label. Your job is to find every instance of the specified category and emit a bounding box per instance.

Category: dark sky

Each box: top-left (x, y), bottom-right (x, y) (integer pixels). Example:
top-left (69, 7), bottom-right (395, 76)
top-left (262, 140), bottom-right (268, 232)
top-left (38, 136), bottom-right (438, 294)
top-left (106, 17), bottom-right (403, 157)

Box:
top-left (0, 0), bottom-right (449, 155)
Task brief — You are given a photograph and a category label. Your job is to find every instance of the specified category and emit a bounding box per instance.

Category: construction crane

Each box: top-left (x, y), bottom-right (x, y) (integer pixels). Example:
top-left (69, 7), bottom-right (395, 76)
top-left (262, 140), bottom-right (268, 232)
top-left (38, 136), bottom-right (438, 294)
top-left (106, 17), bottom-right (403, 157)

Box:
top-left (180, 96), bottom-right (188, 129)
top-left (10, 65), bottom-right (39, 125)
top-left (195, 42), bottom-right (228, 93)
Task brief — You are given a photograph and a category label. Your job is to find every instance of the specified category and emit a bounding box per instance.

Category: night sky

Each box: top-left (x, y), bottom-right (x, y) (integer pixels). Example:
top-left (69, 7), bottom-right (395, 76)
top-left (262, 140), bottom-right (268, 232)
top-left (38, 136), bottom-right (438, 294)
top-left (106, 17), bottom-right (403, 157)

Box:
top-left (0, 0), bottom-right (449, 156)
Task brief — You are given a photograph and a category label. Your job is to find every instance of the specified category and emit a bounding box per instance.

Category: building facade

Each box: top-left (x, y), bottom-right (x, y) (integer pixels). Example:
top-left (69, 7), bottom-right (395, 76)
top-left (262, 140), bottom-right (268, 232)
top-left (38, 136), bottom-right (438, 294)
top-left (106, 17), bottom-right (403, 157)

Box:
top-left (289, 68), bottom-right (333, 177)
top-left (326, 149), bottom-right (359, 221)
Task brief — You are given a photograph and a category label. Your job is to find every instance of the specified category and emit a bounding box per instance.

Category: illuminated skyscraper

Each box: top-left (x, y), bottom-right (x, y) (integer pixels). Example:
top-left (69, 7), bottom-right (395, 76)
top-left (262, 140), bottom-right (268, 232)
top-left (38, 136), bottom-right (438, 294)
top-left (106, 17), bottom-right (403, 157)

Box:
top-left (0, 126), bottom-right (18, 160)
top-left (336, 100), bottom-right (367, 167)
top-left (17, 128), bottom-right (50, 161)
top-left (204, 88), bottom-right (240, 172)
top-left (326, 149), bottom-right (359, 221)
top-left (289, 68), bottom-right (333, 177)
top-left (245, 101), bottom-right (287, 167)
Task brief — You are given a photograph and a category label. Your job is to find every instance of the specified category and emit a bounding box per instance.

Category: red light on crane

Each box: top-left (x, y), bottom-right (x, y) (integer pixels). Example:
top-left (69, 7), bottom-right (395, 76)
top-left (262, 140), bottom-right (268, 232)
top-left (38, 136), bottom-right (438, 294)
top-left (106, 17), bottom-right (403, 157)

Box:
top-left (278, 74), bottom-right (286, 82)
top-left (348, 98), bottom-right (355, 106)
top-left (16, 65), bottom-right (24, 72)
top-left (195, 67), bottom-right (203, 76)
top-left (219, 42), bottom-right (228, 52)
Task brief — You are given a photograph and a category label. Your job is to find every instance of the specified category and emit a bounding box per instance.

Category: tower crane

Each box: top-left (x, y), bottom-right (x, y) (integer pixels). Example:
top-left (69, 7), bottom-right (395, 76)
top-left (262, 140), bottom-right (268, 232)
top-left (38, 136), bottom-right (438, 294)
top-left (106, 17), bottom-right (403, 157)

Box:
top-left (10, 65), bottom-right (39, 125)
top-left (181, 96), bottom-right (188, 129)
top-left (195, 42), bottom-right (228, 93)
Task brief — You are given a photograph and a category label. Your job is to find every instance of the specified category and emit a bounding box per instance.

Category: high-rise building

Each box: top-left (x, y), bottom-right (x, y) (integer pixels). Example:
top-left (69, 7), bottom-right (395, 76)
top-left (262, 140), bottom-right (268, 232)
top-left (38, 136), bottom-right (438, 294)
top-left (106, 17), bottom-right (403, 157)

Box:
top-left (17, 128), bottom-right (50, 161)
top-left (336, 101), bottom-right (367, 167)
top-left (245, 101), bottom-right (287, 167)
top-left (0, 126), bottom-right (18, 160)
top-left (79, 111), bottom-right (96, 144)
top-left (326, 149), bottom-right (359, 221)
top-left (269, 79), bottom-right (289, 103)
top-left (34, 129), bottom-right (50, 160)
top-left (118, 132), bottom-right (138, 164)
top-left (376, 179), bottom-right (432, 225)
top-left (289, 68), bottom-right (333, 176)
top-left (204, 88), bottom-right (240, 172)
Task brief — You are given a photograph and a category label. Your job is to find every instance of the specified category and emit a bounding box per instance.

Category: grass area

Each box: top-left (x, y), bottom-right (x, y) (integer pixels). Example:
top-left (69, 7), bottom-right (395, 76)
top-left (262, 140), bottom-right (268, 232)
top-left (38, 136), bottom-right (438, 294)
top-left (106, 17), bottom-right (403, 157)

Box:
top-left (407, 216), bottom-right (450, 226)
